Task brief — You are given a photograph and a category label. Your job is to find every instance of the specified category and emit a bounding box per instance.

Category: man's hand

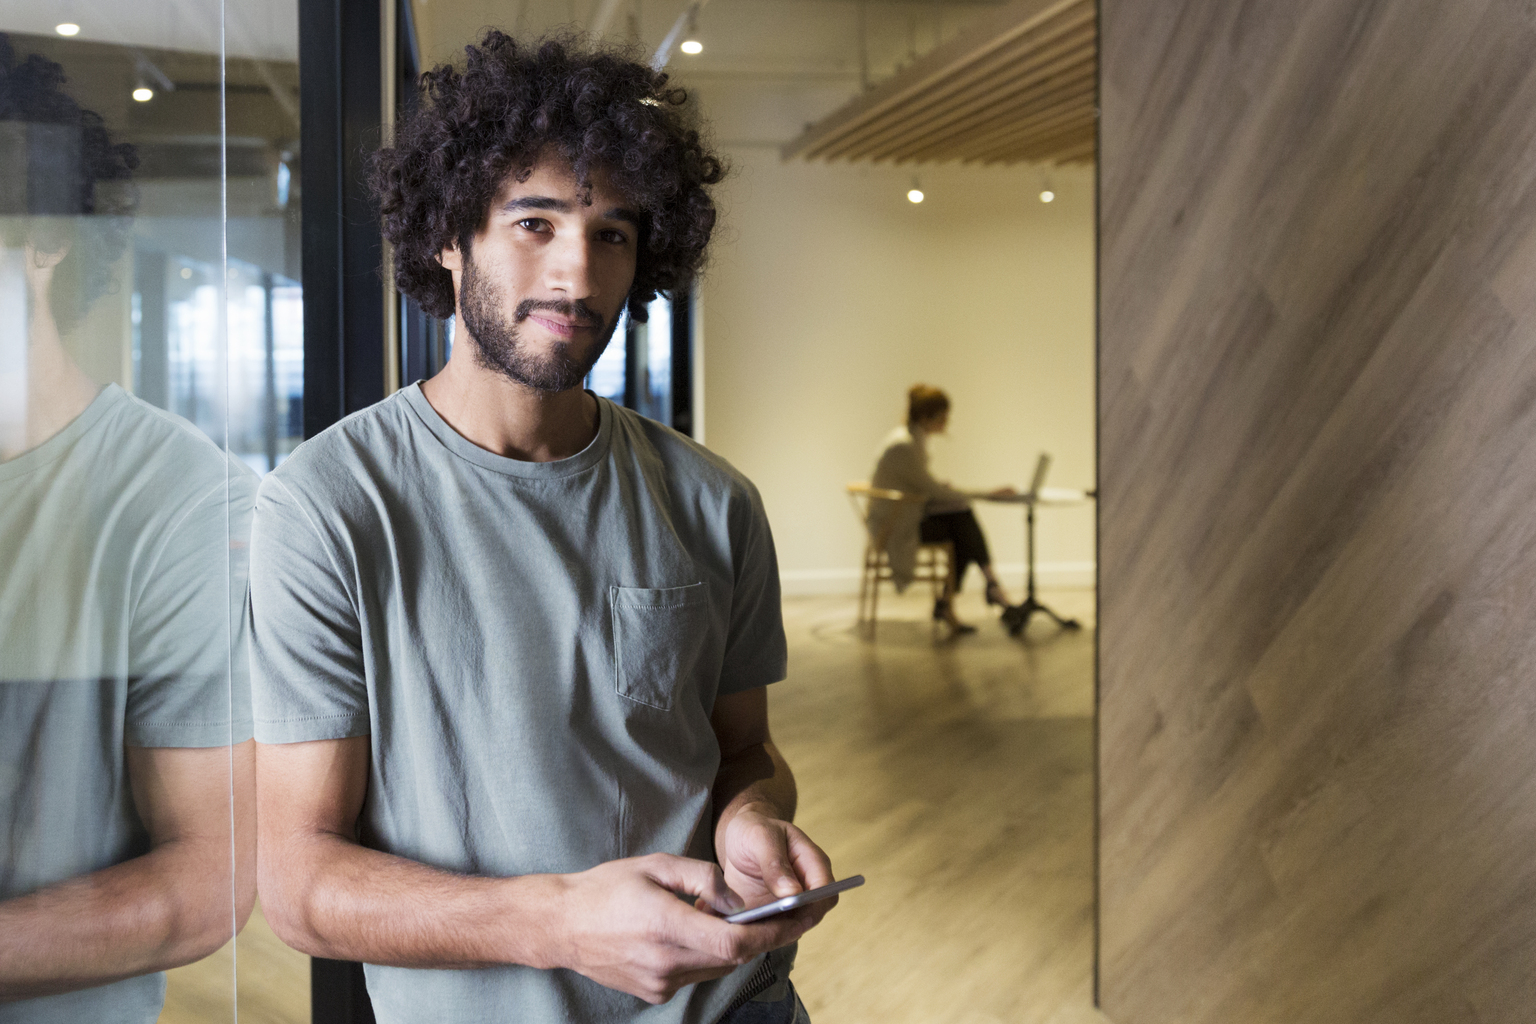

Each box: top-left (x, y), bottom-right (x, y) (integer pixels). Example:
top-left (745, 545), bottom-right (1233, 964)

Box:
top-left (549, 853), bottom-right (811, 1004)
top-left (259, 737), bottom-right (813, 1005)
top-left (710, 688), bottom-right (840, 934)
top-left (717, 806), bottom-right (835, 917)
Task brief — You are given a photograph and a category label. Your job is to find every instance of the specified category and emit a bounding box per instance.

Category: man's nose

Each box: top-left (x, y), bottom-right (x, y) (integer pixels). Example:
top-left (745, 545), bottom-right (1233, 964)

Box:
top-left (545, 236), bottom-right (598, 299)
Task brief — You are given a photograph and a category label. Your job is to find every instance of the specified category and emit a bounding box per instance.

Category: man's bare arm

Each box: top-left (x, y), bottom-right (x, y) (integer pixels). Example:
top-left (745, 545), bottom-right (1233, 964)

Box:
top-left (0, 741), bottom-right (257, 1002)
top-left (257, 735), bottom-right (814, 1004)
top-left (710, 688), bottom-right (837, 920)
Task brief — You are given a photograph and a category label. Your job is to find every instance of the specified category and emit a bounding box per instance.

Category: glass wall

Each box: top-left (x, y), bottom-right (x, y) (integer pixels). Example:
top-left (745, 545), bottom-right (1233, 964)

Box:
top-left (584, 293), bottom-right (691, 431)
top-left (632, 294), bottom-right (674, 424)
top-left (0, 1), bottom-right (301, 1020)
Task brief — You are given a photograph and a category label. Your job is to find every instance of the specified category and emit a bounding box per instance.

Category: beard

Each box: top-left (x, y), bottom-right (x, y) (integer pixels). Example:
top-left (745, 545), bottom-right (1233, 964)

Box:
top-left (458, 251), bottom-right (621, 393)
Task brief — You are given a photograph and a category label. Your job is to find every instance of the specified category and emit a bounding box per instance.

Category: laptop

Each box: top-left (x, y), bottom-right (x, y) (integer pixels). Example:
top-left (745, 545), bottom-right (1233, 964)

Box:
top-left (1028, 452), bottom-right (1051, 498)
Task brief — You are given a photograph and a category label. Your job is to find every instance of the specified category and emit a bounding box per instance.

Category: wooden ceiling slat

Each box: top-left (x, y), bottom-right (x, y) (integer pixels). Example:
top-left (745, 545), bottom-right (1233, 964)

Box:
top-left (940, 91), bottom-right (1096, 161)
top-left (1046, 137), bottom-right (1096, 163)
top-left (786, 0), bottom-right (1091, 161)
top-left (852, 54), bottom-right (1093, 162)
top-left (808, 7), bottom-right (1095, 160)
top-left (972, 120), bottom-right (1095, 164)
top-left (882, 62), bottom-right (1096, 163)
top-left (783, 0), bottom-right (1097, 166)
top-left (879, 84), bottom-right (1091, 164)
top-left (977, 109), bottom-right (1097, 157)
top-left (798, 0), bottom-right (1088, 158)
top-left (829, 31), bottom-right (1097, 162)
top-left (958, 109), bottom-right (1093, 165)
top-left (931, 111), bottom-right (1093, 166)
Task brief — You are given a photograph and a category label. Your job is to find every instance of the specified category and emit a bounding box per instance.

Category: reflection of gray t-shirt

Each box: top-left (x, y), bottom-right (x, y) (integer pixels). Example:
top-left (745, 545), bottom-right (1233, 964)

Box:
top-left (250, 385), bottom-right (788, 1024)
top-left (0, 384), bottom-right (255, 1024)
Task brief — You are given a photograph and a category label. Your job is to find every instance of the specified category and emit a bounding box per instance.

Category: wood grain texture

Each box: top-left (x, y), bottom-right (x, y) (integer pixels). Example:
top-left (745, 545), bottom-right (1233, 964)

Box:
top-left (1098, 1), bottom-right (1536, 1022)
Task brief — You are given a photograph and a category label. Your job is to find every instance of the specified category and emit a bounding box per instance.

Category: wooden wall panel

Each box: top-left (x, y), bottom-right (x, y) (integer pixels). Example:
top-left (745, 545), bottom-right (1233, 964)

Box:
top-left (1098, 1), bottom-right (1536, 1022)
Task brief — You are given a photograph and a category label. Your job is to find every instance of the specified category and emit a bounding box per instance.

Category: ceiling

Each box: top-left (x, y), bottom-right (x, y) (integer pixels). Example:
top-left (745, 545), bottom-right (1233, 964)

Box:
top-left (0, 0), bottom-right (1092, 166)
top-left (0, 0), bottom-right (297, 61)
top-left (412, 0), bottom-right (1017, 150)
top-left (782, 0), bottom-right (1095, 165)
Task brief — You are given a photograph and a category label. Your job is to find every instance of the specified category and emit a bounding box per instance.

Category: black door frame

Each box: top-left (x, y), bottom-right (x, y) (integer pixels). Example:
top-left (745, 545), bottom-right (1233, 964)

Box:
top-left (299, 0), bottom-right (388, 1017)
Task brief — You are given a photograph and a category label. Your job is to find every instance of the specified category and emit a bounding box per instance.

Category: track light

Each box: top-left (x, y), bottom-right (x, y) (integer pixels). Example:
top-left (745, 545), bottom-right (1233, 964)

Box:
top-left (131, 52), bottom-right (175, 106)
top-left (680, 9), bottom-right (702, 54)
top-left (907, 176), bottom-right (924, 203)
top-left (1039, 189), bottom-right (1055, 203)
top-left (55, 22), bottom-right (81, 36)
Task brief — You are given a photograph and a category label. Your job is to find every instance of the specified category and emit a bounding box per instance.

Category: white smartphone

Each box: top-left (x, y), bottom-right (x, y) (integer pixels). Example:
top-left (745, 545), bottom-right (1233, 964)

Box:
top-left (723, 875), bottom-right (865, 925)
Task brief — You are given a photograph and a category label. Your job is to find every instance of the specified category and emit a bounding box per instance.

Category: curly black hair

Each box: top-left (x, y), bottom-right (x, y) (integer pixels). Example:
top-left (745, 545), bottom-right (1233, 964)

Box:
top-left (0, 34), bottom-right (138, 334)
top-left (370, 30), bottom-right (725, 322)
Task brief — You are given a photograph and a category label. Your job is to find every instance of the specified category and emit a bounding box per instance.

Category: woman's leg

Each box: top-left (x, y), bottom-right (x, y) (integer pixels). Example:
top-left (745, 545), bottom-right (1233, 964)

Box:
top-left (954, 511), bottom-right (1014, 605)
top-left (920, 512), bottom-right (990, 630)
top-left (922, 511), bottom-right (1012, 608)
top-left (918, 513), bottom-right (964, 628)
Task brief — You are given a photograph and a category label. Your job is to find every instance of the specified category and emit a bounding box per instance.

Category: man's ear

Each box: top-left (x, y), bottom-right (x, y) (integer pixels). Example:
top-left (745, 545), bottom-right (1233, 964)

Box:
top-left (438, 239), bottom-right (462, 273)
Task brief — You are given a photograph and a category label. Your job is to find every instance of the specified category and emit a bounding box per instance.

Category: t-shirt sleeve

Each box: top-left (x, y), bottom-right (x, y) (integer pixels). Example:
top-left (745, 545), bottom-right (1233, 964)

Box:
top-left (717, 481), bottom-right (788, 695)
top-left (248, 474), bottom-right (371, 743)
top-left (126, 469), bottom-right (257, 748)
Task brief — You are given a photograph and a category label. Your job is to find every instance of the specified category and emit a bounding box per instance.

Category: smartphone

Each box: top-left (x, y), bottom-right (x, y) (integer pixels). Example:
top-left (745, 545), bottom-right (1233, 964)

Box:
top-left (723, 875), bottom-right (865, 924)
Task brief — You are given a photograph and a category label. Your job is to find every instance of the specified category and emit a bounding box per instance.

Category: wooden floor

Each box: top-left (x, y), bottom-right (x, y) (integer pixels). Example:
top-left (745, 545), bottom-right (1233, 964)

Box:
top-left (160, 587), bottom-right (1101, 1024)
top-left (779, 588), bottom-right (1101, 1024)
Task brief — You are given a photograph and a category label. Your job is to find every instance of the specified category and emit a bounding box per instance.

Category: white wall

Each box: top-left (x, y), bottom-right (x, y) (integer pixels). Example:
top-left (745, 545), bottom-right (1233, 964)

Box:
top-left (700, 147), bottom-right (1095, 595)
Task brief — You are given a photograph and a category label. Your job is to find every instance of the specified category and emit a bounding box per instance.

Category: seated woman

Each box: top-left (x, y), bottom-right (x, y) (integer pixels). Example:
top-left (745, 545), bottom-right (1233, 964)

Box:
top-left (868, 384), bottom-right (1017, 634)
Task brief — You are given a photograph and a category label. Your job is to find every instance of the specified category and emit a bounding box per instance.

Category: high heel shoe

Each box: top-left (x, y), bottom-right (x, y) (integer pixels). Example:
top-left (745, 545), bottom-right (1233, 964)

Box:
top-left (985, 583), bottom-right (1010, 608)
top-left (933, 598), bottom-right (977, 635)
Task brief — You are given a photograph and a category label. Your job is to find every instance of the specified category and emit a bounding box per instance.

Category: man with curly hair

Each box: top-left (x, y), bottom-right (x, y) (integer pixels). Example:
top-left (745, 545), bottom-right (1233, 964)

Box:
top-left (250, 32), bottom-right (835, 1024)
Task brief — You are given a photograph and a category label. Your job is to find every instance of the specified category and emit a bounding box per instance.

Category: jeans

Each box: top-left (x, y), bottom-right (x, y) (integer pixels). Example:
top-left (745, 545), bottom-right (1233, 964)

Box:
top-left (717, 981), bottom-right (810, 1024)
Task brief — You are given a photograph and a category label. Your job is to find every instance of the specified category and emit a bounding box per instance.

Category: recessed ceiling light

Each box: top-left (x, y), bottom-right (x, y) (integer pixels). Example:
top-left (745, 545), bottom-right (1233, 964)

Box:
top-left (1039, 189), bottom-right (1055, 203)
top-left (180, 267), bottom-right (193, 279)
top-left (132, 87), bottom-right (154, 102)
top-left (55, 22), bottom-right (81, 36)
top-left (680, 39), bottom-right (702, 55)
top-left (907, 188), bottom-right (924, 204)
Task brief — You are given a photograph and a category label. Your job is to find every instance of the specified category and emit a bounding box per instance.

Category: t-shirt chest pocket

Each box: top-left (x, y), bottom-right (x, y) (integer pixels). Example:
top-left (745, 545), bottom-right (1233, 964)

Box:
top-left (609, 583), bottom-right (711, 710)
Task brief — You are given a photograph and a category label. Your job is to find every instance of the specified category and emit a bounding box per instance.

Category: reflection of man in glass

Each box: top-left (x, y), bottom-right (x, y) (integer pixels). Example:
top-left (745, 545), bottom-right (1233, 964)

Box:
top-left (252, 31), bottom-right (834, 1024)
top-left (0, 38), bottom-right (255, 1020)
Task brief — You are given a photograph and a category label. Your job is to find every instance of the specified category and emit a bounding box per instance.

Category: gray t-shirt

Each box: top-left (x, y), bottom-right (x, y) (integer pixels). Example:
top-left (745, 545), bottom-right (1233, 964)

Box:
top-left (0, 384), bottom-right (255, 1023)
top-left (249, 385), bottom-right (789, 1024)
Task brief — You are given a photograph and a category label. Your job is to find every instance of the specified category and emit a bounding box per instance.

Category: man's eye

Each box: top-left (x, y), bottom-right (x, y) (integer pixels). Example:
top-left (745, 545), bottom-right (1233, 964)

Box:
top-left (598, 229), bottom-right (630, 244)
top-left (517, 218), bottom-right (551, 232)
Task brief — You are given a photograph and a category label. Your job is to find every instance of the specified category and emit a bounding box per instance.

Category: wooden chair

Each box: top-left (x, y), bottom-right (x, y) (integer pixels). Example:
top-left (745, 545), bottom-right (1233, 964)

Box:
top-left (845, 483), bottom-right (955, 637)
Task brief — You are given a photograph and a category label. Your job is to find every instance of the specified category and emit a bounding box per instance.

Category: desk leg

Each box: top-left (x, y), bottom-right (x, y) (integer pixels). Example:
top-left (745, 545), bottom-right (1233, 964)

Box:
top-left (1005, 500), bottom-right (1081, 637)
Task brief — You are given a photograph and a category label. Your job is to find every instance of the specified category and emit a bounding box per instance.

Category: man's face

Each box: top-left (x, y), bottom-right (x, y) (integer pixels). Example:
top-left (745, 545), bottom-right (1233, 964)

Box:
top-left (442, 157), bottom-right (639, 393)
